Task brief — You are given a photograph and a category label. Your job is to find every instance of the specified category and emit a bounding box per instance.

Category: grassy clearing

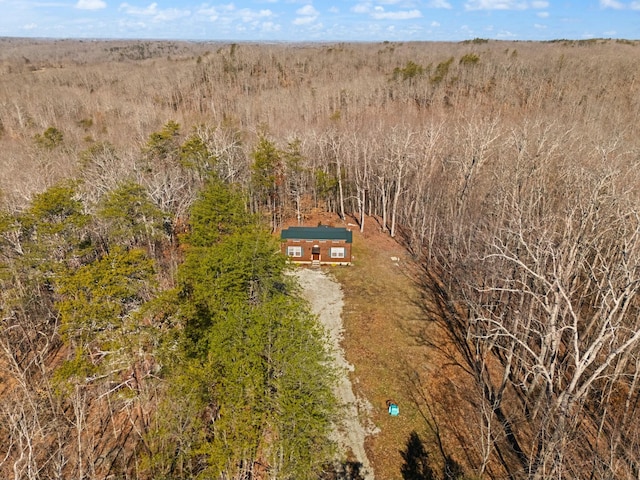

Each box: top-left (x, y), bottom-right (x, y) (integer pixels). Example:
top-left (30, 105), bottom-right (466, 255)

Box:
top-left (331, 218), bottom-right (432, 480)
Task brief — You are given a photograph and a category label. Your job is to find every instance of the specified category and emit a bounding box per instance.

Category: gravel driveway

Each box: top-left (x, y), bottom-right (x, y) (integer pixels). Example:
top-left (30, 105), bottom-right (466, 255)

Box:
top-left (294, 268), bottom-right (376, 480)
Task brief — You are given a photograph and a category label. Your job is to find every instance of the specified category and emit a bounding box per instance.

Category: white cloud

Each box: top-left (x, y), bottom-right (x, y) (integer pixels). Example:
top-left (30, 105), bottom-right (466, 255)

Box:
top-left (293, 15), bottom-right (316, 24)
top-left (600, 0), bottom-right (640, 10)
top-left (198, 8), bottom-right (217, 20)
top-left (119, 2), bottom-right (157, 16)
top-left (238, 8), bottom-right (273, 22)
top-left (197, 3), bottom-right (279, 27)
top-left (261, 21), bottom-right (281, 32)
top-left (426, 0), bottom-right (452, 8)
top-left (371, 8), bottom-right (422, 19)
top-left (329, 6), bottom-right (339, 13)
top-left (537, 11), bottom-right (549, 17)
top-left (23, 23), bottom-right (37, 30)
top-left (599, 0), bottom-right (625, 8)
top-left (293, 4), bottom-right (321, 26)
top-left (531, 1), bottom-right (548, 7)
top-left (352, 2), bottom-right (371, 13)
top-left (117, 19), bottom-right (147, 29)
top-left (198, 3), bottom-right (235, 20)
top-left (76, 0), bottom-right (106, 10)
top-left (496, 29), bottom-right (517, 38)
top-left (119, 2), bottom-right (190, 21)
top-left (352, 2), bottom-right (421, 19)
top-left (431, 20), bottom-right (440, 26)
top-left (156, 8), bottom-right (190, 21)
top-left (598, 0), bottom-right (640, 8)
top-left (297, 4), bottom-right (319, 16)
top-left (464, 0), bottom-right (528, 10)
top-left (533, 23), bottom-right (546, 29)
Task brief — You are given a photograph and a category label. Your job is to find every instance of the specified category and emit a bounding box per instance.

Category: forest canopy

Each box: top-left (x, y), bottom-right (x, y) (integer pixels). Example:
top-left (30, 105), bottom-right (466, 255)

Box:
top-left (1, 38), bottom-right (640, 479)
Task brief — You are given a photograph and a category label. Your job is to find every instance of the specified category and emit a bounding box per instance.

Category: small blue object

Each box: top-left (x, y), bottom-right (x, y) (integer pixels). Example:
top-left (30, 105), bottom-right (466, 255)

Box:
top-left (388, 403), bottom-right (399, 416)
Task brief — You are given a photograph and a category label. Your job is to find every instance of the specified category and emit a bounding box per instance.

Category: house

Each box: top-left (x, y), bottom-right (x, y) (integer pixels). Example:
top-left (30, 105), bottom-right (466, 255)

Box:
top-left (280, 225), bottom-right (353, 266)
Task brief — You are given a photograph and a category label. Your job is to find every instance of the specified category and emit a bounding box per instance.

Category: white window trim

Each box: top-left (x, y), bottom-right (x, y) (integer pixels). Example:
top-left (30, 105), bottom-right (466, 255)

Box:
top-left (287, 246), bottom-right (303, 257)
top-left (330, 247), bottom-right (345, 258)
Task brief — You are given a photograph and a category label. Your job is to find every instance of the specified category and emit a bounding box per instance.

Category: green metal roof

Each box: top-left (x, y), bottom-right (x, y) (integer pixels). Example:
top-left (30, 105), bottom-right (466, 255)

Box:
top-left (281, 226), bottom-right (353, 243)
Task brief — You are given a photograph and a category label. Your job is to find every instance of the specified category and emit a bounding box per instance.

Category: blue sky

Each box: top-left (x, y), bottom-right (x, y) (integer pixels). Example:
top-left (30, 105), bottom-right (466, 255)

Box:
top-left (1, 0), bottom-right (638, 42)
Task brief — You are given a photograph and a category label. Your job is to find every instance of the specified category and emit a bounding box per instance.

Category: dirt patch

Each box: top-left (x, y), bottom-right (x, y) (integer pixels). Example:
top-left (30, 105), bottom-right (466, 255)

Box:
top-left (332, 218), bottom-right (430, 480)
top-left (287, 213), bottom-right (436, 480)
top-left (295, 267), bottom-right (377, 480)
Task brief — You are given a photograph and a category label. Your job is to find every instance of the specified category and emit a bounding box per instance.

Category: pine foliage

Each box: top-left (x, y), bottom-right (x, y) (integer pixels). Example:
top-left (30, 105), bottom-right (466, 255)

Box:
top-left (145, 178), bottom-right (338, 479)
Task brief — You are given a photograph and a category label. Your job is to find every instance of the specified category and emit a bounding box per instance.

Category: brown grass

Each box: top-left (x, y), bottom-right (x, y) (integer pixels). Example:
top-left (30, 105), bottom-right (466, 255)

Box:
top-left (315, 213), bottom-right (433, 479)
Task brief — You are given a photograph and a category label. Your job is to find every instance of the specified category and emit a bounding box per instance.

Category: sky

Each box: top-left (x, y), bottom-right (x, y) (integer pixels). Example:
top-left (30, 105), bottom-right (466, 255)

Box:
top-left (0, 0), bottom-right (638, 42)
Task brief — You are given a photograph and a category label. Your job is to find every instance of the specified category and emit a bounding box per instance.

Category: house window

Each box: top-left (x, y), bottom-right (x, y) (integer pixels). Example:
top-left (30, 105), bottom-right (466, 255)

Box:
top-left (330, 247), bottom-right (345, 258)
top-left (287, 246), bottom-right (303, 257)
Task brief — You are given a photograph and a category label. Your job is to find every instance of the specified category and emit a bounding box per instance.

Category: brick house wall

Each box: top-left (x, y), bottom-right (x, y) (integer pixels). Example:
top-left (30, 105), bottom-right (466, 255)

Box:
top-left (280, 226), bottom-right (352, 265)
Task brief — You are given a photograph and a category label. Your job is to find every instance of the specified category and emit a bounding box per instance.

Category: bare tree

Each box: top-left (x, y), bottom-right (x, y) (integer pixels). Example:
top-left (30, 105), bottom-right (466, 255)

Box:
top-left (386, 127), bottom-right (417, 238)
top-left (345, 131), bottom-right (372, 232)
top-left (422, 146), bottom-right (640, 478)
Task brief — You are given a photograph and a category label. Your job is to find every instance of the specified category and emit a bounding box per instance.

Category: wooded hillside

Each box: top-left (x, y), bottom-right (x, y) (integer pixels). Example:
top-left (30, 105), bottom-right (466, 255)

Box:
top-left (1, 37), bottom-right (640, 479)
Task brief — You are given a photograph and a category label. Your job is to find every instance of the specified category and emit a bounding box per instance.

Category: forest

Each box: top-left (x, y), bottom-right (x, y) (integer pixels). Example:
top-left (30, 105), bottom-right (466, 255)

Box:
top-left (1, 36), bottom-right (640, 479)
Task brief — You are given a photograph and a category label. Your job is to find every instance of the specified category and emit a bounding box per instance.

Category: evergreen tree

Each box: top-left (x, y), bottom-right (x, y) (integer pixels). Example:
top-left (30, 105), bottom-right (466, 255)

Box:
top-left (97, 180), bottom-right (166, 250)
top-left (55, 246), bottom-right (156, 357)
top-left (180, 132), bottom-right (216, 182)
top-left (186, 177), bottom-right (252, 247)
top-left (146, 178), bottom-right (338, 479)
top-left (251, 135), bottom-right (283, 230)
top-left (144, 120), bottom-right (181, 163)
top-left (22, 180), bottom-right (91, 266)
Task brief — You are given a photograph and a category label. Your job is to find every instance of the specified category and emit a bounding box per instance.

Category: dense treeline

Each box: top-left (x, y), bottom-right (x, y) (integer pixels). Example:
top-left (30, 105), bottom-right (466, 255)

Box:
top-left (148, 179), bottom-right (337, 479)
top-left (0, 162), bottom-right (337, 477)
top-left (2, 37), bottom-right (640, 478)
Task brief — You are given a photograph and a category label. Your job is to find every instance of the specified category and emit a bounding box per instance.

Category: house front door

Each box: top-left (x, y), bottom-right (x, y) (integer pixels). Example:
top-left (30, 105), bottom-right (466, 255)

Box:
top-left (312, 245), bottom-right (320, 262)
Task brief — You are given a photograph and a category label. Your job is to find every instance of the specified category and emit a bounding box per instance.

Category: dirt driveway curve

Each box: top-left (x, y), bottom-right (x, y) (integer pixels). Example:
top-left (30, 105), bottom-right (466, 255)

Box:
top-left (295, 268), bottom-right (376, 480)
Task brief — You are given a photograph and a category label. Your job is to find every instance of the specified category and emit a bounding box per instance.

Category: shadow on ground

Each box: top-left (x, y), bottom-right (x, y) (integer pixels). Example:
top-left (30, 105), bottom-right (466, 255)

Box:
top-left (321, 461), bottom-right (366, 480)
top-left (400, 431), bottom-right (467, 480)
